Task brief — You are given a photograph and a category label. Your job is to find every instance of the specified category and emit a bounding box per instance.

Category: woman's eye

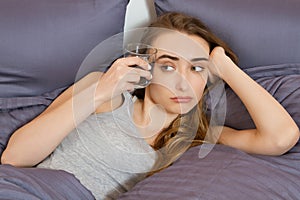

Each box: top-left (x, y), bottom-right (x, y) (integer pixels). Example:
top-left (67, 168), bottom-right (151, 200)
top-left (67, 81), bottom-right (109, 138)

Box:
top-left (160, 65), bottom-right (175, 72)
top-left (192, 66), bottom-right (204, 72)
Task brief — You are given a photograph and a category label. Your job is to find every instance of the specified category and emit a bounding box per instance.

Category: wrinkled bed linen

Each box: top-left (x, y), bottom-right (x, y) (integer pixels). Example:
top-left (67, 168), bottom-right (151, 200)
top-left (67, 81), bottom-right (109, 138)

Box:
top-left (119, 144), bottom-right (300, 200)
top-left (0, 164), bottom-right (94, 200)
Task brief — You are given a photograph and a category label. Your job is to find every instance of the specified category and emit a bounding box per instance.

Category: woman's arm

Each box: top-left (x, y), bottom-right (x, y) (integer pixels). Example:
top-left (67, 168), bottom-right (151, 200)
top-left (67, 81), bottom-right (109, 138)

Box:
top-left (210, 47), bottom-right (300, 155)
top-left (1, 57), bottom-right (151, 167)
top-left (1, 72), bottom-right (104, 167)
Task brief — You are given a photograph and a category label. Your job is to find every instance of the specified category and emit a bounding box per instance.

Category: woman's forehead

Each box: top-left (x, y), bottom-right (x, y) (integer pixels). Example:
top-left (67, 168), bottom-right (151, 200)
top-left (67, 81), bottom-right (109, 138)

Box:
top-left (151, 31), bottom-right (209, 61)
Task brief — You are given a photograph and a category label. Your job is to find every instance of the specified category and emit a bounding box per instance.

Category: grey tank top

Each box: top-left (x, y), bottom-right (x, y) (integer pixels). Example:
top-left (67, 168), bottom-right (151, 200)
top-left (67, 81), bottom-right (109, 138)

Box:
top-left (38, 92), bottom-right (157, 199)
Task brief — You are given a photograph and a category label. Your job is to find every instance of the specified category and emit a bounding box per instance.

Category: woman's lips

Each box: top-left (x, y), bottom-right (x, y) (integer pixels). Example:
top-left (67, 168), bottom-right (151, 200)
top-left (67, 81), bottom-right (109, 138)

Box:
top-left (170, 96), bottom-right (192, 103)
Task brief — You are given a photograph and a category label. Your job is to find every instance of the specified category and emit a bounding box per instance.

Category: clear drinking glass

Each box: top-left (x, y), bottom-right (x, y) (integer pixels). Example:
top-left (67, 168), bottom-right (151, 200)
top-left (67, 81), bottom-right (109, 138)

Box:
top-left (124, 43), bottom-right (157, 88)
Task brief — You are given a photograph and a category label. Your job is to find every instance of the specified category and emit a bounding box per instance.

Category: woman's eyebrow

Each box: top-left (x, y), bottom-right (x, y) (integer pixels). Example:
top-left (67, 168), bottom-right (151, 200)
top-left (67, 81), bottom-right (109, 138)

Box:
top-left (156, 54), bottom-right (208, 62)
top-left (190, 57), bottom-right (209, 62)
top-left (156, 54), bottom-right (179, 61)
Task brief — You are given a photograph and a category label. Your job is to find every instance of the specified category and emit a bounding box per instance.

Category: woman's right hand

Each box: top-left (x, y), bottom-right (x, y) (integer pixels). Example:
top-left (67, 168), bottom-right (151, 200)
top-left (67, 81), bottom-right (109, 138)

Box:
top-left (94, 57), bottom-right (152, 104)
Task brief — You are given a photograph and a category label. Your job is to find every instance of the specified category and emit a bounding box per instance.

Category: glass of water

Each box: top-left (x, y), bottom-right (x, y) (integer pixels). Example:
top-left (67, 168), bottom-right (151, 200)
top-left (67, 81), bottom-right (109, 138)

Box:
top-left (124, 43), bottom-right (157, 88)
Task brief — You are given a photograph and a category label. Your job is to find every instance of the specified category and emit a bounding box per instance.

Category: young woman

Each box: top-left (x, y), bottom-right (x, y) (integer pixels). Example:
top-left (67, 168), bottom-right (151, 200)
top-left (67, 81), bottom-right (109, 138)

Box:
top-left (1, 12), bottom-right (299, 199)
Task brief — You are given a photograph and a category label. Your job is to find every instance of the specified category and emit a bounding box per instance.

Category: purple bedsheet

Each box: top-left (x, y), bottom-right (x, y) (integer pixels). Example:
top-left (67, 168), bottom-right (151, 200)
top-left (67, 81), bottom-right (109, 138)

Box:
top-left (0, 164), bottom-right (94, 200)
top-left (119, 144), bottom-right (300, 200)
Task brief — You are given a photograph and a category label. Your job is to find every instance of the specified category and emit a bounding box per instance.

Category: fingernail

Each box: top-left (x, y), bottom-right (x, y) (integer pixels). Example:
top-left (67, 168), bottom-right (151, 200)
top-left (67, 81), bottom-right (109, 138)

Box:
top-left (148, 64), bottom-right (152, 70)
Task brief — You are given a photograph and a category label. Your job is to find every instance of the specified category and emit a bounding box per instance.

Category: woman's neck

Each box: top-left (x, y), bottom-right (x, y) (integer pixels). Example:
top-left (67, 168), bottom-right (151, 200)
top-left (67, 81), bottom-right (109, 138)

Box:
top-left (133, 97), bottom-right (177, 145)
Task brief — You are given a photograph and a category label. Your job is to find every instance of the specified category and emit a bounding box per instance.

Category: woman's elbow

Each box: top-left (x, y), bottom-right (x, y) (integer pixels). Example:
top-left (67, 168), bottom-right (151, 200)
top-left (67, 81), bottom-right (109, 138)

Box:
top-left (1, 150), bottom-right (28, 167)
top-left (274, 126), bottom-right (300, 155)
top-left (1, 150), bottom-right (16, 166)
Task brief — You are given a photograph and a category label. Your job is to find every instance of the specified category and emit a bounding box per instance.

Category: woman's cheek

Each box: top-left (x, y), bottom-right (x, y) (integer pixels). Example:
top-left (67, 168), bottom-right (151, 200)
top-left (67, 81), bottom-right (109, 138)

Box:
top-left (151, 70), bottom-right (174, 89)
top-left (191, 78), bottom-right (207, 100)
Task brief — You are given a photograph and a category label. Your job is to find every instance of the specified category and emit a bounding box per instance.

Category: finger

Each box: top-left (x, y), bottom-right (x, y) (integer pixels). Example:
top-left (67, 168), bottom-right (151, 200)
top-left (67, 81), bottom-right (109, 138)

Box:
top-left (124, 83), bottom-right (135, 92)
top-left (122, 57), bottom-right (152, 70)
top-left (130, 68), bottom-right (152, 80)
top-left (124, 70), bottom-right (152, 85)
top-left (126, 73), bottom-right (142, 83)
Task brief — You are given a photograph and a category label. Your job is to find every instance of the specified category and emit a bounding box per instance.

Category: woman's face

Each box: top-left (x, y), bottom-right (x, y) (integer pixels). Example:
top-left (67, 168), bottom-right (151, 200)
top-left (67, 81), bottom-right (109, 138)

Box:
top-left (146, 32), bottom-right (210, 115)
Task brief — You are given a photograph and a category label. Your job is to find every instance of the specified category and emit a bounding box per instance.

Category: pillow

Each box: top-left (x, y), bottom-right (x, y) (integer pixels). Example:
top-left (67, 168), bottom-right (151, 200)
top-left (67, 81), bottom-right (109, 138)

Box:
top-left (154, 0), bottom-right (300, 69)
top-left (0, 0), bottom-right (129, 98)
top-left (0, 87), bottom-right (66, 156)
top-left (0, 164), bottom-right (94, 199)
top-left (119, 144), bottom-right (300, 199)
top-left (224, 64), bottom-right (300, 130)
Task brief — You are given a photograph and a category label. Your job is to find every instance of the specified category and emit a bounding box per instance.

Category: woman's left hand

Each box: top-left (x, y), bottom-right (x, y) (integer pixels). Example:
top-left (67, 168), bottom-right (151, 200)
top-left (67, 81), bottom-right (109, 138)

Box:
top-left (208, 46), bottom-right (236, 81)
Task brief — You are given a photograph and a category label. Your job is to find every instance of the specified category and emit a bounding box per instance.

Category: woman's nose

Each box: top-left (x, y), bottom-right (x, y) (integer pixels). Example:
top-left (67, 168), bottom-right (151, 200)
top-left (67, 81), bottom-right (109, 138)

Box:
top-left (175, 73), bottom-right (189, 91)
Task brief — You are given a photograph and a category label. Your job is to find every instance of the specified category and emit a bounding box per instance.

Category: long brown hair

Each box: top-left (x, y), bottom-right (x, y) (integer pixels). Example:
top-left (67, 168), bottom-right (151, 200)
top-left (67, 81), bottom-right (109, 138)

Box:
top-left (135, 12), bottom-right (238, 175)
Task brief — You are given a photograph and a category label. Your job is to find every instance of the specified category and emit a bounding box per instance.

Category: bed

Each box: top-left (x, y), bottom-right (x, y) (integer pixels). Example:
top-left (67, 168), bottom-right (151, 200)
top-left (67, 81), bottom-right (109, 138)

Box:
top-left (1, 0), bottom-right (300, 199)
